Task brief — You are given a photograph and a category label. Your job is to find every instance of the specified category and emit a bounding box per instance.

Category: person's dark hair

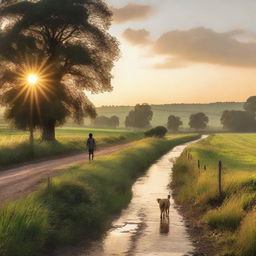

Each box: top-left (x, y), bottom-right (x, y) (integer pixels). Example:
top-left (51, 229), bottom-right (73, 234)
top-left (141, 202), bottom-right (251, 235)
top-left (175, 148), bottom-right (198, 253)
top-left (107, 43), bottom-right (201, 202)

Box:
top-left (89, 133), bottom-right (93, 137)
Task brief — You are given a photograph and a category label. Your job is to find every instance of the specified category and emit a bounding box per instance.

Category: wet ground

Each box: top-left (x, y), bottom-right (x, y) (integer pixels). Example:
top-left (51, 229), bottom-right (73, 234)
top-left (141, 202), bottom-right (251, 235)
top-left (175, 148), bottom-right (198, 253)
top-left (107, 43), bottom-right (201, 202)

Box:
top-left (74, 139), bottom-right (201, 256)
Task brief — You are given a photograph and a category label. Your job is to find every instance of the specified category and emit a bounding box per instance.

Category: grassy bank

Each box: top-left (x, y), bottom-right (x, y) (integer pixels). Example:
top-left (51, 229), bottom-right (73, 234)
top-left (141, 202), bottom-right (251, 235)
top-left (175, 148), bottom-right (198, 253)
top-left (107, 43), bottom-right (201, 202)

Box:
top-left (0, 126), bottom-right (142, 169)
top-left (172, 134), bottom-right (256, 256)
top-left (0, 134), bottom-right (199, 256)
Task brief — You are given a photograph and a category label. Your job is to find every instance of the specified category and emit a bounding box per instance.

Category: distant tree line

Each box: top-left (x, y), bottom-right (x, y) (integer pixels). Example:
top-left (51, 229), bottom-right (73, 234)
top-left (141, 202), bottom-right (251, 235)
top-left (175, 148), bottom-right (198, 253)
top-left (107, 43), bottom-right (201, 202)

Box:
top-left (91, 96), bottom-right (256, 133)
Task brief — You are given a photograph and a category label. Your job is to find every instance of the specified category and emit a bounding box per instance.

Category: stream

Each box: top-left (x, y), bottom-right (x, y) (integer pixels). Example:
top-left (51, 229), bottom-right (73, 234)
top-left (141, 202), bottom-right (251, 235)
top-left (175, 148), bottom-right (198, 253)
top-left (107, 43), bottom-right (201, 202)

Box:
top-left (62, 137), bottom-right (203, 256)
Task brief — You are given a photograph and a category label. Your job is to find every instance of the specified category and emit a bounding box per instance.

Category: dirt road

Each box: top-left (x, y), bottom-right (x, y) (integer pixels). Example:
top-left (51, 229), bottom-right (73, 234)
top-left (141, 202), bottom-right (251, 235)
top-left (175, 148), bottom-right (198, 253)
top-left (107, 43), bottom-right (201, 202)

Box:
top-left (0, 142), bottom-right (133, 204)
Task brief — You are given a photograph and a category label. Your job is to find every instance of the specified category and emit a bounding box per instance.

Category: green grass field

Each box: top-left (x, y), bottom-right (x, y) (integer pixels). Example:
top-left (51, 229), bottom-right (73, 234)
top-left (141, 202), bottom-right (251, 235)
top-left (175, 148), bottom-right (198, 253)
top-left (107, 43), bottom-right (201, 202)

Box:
top-left (0, 126), bottom-right (142, 168)
top-left (172, 134), bottom-right (256, 256)
top-left (0, 134), bottom-right (199, 256)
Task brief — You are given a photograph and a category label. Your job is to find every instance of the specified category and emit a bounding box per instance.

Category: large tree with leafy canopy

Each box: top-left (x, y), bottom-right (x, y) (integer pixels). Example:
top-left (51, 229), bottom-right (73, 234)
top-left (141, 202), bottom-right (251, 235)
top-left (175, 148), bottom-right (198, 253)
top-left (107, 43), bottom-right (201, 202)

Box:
top-left (0, 0), bottom-right (119, 140)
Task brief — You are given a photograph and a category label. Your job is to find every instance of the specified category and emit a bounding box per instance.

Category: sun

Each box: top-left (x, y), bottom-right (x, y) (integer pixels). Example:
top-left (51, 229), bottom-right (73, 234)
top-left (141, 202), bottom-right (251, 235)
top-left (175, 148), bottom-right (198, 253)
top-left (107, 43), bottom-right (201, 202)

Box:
top-left (27, 73), bottom-right (39, 85)
top-left (13, 57), bottom-right (54, 108)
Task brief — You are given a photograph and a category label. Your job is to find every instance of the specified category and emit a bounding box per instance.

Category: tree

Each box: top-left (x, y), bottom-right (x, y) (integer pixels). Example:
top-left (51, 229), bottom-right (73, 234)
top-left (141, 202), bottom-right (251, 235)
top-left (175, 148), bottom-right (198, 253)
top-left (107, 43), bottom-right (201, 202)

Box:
top-left (189, 112), bottom-right (209, 129)
top-left (221, 110), bottom-right (256, 132)
top-left (244, 96), bottom-right (256, 116)
top-left (109, 115), bottom-right (119, 128)
top-left (0, 0), bottom-right (119, 140)
top-left (167, 115), bottom-right (182, 131)
top-left (125, 104), bottom-right (153, 128)
top-left (144, 126), bottom-right (167, 138)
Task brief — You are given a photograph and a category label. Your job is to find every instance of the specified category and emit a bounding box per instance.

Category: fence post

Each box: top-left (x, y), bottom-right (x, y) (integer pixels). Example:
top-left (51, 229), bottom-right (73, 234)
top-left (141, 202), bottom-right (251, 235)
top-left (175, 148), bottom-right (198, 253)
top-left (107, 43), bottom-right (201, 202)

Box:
top-left (204, 165), bottom-right (207, 171)
top-left (198, 160), bottom-right (200, 169)
top-left (218, 160), bottom-right (222, 197)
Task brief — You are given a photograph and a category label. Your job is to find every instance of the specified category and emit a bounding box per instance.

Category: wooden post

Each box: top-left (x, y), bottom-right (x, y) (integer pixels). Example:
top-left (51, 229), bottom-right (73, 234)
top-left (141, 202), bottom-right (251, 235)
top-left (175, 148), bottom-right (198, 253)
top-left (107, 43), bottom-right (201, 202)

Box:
top-left (204, 165), bottom-right (207, 171)
top-left (198, 160), bottom-right (200, 169)
top-left (218, 161), bottom-right (222, 197)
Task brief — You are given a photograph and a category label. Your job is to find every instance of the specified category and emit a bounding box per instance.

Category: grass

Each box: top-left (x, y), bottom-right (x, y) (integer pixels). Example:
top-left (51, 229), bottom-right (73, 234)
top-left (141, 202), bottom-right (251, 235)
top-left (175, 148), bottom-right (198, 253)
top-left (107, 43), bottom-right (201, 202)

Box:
top-left (172, 134), bottom-right (256, 256)
top-left (237, 210), bottom-right (256, 256)
top-left (0, 134), bottom-right (199, 256)
top-left (0, 126), bottom-right (142, 169)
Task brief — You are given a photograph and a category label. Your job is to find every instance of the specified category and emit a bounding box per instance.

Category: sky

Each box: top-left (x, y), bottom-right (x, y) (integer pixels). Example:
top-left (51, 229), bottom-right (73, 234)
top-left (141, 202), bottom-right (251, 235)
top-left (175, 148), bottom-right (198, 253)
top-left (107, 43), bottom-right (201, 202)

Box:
top-left (89, 0), bottom-right (256, 106)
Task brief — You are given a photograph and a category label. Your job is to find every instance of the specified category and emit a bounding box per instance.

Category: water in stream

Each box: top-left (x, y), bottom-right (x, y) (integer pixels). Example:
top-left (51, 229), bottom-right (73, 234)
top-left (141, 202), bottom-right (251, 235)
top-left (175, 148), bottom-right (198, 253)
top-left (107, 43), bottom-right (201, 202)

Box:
top-left (78, 139), bottom-right (201, 256)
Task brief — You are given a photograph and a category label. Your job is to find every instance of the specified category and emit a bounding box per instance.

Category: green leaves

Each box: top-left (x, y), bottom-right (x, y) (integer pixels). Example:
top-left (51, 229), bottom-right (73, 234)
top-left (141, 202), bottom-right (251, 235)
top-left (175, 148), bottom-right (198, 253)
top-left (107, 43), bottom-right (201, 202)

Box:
top-left (58, 44), bottom-right (91, 65)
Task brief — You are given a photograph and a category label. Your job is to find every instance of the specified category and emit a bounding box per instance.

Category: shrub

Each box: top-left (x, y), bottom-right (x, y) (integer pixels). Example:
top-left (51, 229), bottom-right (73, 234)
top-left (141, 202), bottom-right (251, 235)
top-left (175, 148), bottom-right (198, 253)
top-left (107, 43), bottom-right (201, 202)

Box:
top-left (144, 126), bottom-right (167, 138)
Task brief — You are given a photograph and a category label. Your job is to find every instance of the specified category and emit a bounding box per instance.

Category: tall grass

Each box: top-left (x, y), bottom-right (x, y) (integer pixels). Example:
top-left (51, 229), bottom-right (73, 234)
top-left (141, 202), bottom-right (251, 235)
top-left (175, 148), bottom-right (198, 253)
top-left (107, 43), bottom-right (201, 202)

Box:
top-left (0, 134), bottom-right (199, 256)
top-left (203, 196), bottom-right (244, 230)
top-left (172, 134), bottom-right (256, 256)
top-left (237, 209), bottom-right (256, 256)
top-left (0, 200), bottom-right (48, 256)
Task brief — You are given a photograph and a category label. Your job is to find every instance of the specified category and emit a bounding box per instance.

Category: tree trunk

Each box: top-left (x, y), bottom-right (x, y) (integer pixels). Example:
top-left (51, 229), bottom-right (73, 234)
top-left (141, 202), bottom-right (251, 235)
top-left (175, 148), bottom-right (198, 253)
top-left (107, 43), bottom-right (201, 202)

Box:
top-left (41, 121), bottom-right (56, 141)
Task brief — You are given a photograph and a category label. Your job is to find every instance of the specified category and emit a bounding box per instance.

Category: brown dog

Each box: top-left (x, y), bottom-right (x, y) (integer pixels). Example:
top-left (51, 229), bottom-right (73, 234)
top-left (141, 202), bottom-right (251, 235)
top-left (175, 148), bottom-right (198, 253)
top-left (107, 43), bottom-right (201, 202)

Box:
top-left (157, 195), bottom-right (171, 219)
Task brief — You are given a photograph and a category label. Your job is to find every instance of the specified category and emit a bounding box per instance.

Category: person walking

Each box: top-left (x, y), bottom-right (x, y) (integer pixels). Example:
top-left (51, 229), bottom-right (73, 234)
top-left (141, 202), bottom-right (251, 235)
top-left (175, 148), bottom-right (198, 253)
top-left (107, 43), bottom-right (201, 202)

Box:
top-left (86, 133), bottom-right (96, 161)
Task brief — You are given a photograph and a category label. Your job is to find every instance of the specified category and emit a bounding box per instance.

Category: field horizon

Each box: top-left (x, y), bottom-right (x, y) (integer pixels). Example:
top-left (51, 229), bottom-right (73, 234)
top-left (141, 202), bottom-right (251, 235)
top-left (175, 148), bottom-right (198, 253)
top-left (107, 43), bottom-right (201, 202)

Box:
top-left (95, 102), bottom-right (244, 128)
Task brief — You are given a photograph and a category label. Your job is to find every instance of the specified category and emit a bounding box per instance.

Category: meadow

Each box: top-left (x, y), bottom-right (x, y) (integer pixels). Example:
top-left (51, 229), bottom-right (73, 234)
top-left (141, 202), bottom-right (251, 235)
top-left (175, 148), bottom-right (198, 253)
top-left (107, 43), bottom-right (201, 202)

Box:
top-left (0, 126), bottom-right (142, 168)
top-left (0, 134), bottom-right (199, 256)
top-left (172, 134), bottom-right (256, 256)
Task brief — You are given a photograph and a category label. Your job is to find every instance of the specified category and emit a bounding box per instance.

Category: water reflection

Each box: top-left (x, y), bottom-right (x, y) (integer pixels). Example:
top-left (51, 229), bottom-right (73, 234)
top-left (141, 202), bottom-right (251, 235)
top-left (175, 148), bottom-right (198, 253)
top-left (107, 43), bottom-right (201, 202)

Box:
top-left (160, 217), bottom-right (170, 235)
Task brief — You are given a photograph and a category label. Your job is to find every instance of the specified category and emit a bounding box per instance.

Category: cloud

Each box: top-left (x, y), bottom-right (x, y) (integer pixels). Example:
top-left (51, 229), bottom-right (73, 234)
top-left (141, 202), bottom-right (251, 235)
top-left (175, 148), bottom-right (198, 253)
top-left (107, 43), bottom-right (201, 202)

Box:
top-left (122, 28), bottom-right (151, 45)
top-left (154, 27), bottom-right (256, 68)
top-left (153, 58), bottom-right (188, 69)
top-left (112, 3), bottom-right (154, 24)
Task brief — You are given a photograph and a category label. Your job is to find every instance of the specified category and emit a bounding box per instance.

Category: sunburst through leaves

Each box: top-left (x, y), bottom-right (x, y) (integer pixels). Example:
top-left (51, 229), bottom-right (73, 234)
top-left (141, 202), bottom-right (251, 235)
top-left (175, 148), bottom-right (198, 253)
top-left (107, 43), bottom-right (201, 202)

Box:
top-left (14, 57), bottom-right (54, 118)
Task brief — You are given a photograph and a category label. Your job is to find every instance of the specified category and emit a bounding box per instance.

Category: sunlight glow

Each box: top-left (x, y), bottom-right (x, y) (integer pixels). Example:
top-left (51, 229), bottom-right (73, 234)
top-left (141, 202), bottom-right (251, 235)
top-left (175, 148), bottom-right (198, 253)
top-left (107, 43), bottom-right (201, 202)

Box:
top-left (12, 57), bottom-right (55, 119)
top-left (27, 74), bottom-right (39, 85)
